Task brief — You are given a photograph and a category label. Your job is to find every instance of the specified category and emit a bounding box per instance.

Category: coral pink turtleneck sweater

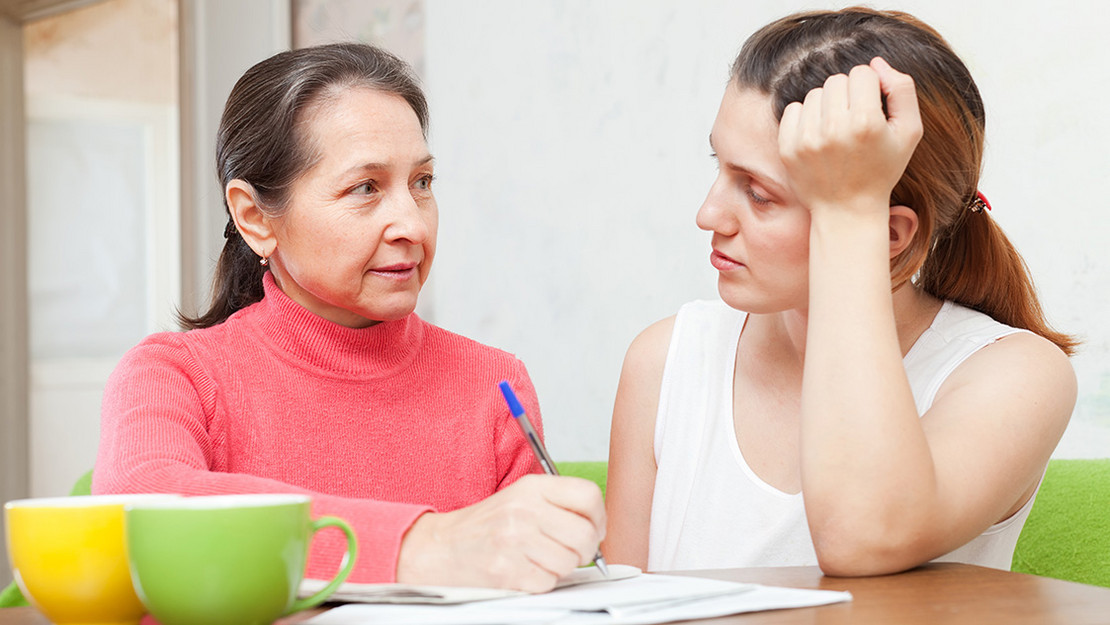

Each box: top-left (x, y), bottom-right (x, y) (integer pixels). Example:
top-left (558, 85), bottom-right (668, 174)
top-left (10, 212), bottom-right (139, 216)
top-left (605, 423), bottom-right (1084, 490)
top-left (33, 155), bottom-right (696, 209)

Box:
top-left (93, 273), bottom-right (542, 582)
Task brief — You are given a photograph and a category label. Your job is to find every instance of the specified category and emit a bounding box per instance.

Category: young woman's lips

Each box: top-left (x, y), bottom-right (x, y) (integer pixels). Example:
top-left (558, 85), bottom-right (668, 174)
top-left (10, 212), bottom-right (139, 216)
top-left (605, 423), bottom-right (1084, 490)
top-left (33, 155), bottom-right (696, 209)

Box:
top-left (369, 262), bottom-right (418, 280)
top-left (710, 250), bottom-right (744, 271)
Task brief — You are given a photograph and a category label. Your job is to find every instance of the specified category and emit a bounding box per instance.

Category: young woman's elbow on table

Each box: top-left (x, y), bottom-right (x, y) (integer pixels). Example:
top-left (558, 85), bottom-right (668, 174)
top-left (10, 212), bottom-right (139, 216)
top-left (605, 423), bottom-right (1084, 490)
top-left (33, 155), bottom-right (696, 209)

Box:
top-left (808, 505), bottom-right (970, 577)
top-left (811, 529), bottom-right (933, 577)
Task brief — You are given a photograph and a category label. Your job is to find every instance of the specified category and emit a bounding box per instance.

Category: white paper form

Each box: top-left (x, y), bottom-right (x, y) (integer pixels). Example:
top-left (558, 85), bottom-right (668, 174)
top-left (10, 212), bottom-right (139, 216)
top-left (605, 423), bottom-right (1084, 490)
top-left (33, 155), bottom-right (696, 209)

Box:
top-left (300, 564), bottom-right (641, 605)
top-left (305, 572), bottom-right (851, 625)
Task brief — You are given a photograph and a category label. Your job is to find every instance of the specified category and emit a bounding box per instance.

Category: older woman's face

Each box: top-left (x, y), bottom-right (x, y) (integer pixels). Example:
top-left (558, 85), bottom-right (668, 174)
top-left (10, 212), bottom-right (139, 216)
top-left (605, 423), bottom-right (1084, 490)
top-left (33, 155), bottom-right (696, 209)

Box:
top-left (268, 87), bottom-right (437, 327)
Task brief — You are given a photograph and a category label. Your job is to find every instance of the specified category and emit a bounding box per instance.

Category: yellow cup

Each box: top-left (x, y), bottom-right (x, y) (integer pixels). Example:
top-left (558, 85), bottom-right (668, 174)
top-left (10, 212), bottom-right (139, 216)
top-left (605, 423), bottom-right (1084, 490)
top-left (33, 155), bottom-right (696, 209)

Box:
top-left (4, 494), bottom-right (178, 625)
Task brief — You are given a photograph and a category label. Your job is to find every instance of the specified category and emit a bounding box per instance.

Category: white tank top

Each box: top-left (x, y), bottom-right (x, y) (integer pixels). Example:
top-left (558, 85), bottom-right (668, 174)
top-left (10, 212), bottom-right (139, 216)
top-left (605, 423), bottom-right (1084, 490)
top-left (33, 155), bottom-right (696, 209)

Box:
top-left (648, 299), bottom-right (1036, 572)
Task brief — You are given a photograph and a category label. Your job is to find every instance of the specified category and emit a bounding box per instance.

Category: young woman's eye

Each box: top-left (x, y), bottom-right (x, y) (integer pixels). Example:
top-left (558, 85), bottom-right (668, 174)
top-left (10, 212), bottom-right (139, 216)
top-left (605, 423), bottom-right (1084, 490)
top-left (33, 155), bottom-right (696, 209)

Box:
top-left (746, 185), bottom-right (771, 206)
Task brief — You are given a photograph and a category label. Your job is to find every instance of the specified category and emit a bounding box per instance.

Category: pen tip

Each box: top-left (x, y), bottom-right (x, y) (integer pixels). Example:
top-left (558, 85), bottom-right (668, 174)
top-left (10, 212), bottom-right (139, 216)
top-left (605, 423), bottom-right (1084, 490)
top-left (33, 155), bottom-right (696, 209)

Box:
top-left (595, 555), bottom-right (611, 578)
top-left (498, 380), bottom-right (525, 417)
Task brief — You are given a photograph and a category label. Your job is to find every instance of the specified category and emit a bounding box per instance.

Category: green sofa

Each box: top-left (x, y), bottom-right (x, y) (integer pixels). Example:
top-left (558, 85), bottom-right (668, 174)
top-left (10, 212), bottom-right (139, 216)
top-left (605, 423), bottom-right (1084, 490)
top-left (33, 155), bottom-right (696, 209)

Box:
top-left (1011, 458), bottom-right (1110, 587)
top-left (555, 461), bottom-right (608, 498)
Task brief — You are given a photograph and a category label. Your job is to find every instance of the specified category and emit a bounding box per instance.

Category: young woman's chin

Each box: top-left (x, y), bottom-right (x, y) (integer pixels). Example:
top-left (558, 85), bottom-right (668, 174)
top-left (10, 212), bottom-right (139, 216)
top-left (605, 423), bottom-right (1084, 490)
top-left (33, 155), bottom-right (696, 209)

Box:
top-left (717, 285), bottom-right (802, 316)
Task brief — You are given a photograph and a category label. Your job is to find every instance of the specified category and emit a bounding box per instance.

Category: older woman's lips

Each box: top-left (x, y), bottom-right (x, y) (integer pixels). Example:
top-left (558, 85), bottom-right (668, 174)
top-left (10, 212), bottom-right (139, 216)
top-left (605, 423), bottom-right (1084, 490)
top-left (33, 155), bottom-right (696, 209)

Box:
top-left (710, 250), bottom-right (744, 271)
top-left (369, 263), bottom-right (418, 280)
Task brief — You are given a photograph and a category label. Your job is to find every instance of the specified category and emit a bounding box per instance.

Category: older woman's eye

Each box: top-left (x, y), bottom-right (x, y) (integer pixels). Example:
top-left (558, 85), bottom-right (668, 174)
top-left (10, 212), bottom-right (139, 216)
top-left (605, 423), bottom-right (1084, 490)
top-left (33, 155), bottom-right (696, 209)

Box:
top-left (351, 181), bottom-right (377, 195)
top-left (413, 174), bottom-right (435, 191)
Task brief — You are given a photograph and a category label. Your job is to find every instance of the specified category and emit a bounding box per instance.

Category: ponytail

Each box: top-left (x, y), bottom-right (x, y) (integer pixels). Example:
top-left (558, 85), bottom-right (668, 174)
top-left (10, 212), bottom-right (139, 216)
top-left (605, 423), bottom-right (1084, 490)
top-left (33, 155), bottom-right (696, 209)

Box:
top-left (178, 227), bottom-right (267, 330)
top-left (917, 210), bottom-right (1077, 356)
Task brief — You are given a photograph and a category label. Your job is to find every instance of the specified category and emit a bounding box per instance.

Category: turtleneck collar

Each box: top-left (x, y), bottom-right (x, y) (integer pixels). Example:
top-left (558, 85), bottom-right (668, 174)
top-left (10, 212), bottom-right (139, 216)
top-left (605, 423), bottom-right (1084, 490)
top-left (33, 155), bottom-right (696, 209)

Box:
top-left (244, 272), bottom-right (424, 379)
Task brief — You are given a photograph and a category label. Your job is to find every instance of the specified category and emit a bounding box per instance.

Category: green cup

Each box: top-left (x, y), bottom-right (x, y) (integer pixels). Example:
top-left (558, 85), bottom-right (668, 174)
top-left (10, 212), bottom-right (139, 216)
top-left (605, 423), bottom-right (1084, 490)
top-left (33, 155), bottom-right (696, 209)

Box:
top-left (125, 494), bottom-right (357, 625)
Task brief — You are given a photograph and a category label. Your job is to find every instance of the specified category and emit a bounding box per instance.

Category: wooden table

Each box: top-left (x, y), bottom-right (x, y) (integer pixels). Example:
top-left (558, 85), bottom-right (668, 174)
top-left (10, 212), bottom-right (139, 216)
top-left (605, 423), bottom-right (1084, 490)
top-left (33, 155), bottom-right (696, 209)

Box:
top-left (3, 563), bottom-right (1109, 624)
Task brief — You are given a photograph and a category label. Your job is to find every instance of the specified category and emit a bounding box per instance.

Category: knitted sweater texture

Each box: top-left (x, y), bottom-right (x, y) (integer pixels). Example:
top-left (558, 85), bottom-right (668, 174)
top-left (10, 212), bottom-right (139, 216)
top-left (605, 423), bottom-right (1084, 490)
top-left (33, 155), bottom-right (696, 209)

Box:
top-left (93, 273), bottom-right (542, 582)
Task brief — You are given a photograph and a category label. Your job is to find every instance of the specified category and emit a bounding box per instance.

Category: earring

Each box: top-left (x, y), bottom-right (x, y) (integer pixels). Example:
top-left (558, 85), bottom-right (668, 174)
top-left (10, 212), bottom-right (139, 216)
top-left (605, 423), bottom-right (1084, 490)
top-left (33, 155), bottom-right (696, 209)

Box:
top-left (260, 256), bottom-right (269, 267)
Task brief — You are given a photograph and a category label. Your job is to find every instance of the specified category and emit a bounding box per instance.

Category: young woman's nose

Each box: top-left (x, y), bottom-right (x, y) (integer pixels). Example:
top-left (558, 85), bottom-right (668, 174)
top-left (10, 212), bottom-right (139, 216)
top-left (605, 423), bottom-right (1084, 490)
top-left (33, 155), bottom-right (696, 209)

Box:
top-left (696, 178), bottom-right (739, 235)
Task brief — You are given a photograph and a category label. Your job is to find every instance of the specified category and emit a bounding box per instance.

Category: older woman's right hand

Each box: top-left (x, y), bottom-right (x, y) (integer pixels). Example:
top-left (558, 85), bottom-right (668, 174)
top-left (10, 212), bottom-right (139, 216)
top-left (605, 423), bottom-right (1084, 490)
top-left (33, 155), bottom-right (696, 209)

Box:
top-left (395, 474), bottom-right (605, 592)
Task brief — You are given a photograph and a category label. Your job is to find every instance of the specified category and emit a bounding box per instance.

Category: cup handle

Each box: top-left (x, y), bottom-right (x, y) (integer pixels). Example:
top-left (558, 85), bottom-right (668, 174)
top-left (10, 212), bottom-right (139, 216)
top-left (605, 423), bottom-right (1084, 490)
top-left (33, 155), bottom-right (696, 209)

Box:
top-left (286, 515), bottom-right (358, 613)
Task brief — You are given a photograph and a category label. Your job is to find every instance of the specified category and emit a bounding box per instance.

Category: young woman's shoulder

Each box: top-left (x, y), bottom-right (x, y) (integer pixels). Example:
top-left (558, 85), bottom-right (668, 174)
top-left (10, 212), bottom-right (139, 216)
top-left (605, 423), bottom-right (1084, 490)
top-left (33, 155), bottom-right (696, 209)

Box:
top-left (625, 315), bottom-right (676, 370)
top-left (612, 314), bottom-right (675, 426)
top-left (948, 329), bottom-right (1076, 414)
top-left (625, 299), bottom-right (736, 368)
top-left (925, 303), bottom-right (1075, 414)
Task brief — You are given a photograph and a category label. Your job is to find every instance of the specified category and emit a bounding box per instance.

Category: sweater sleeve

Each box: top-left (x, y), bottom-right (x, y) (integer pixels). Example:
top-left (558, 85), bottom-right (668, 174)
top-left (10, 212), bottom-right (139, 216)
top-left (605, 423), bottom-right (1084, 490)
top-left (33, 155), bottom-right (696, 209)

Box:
top-left (92, 335), bottom-right (432, 583)
top-left (494, 358), bottom-right (546, 489)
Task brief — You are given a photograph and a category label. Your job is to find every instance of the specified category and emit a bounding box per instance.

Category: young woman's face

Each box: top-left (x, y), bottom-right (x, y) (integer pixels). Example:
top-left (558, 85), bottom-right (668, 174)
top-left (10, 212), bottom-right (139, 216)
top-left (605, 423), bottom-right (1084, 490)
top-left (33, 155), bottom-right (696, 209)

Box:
top-left (697, 83), bottom-right (811, 314)
top-left (268, 87), bottom-right (437, 328)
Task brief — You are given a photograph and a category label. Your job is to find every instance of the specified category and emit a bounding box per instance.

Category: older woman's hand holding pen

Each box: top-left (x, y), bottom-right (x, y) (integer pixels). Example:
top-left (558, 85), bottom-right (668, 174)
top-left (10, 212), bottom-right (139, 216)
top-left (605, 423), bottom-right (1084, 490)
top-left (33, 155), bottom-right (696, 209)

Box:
top-left (395, 381), bottom-right (606, 592)
top-left (499, 381), bottom-right (611, 577)
top-left (396, 473), bottom-right (605, 592)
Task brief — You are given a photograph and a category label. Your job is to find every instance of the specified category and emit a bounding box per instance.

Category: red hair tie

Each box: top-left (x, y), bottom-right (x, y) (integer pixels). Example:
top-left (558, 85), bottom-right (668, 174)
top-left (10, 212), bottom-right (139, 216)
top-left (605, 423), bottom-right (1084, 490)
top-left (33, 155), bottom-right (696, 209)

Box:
top-left (970, 190), bottom-right (992, 213)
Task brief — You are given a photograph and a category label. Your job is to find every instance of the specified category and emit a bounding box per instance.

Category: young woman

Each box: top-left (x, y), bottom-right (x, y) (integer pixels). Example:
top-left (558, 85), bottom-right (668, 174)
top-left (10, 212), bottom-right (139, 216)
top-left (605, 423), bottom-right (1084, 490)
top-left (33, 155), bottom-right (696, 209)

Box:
top-left (604, 8), bottom-right (1077, 576)
top-left (93, 43), bottom-right (603, 590)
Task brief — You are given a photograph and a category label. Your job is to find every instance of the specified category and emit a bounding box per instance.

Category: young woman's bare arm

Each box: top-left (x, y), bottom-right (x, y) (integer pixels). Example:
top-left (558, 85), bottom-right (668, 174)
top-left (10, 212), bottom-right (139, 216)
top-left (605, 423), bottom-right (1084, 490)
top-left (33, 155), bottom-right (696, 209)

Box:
top-left (602, 316), bottom-right (674, 569)
top-left (781, 59), bottom-right (1076, 575)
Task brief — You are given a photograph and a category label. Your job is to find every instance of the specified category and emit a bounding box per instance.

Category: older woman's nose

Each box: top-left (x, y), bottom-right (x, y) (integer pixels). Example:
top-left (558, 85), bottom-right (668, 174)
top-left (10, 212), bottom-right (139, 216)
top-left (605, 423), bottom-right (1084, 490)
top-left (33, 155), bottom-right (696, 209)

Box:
top-left (384, 191), bottom-right (432, 243)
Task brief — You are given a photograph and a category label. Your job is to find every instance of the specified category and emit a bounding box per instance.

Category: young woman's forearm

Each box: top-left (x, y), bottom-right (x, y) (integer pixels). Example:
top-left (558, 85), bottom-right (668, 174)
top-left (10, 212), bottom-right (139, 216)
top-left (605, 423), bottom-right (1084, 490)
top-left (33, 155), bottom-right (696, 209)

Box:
top-left (801, 209), bottom-right (939, 574)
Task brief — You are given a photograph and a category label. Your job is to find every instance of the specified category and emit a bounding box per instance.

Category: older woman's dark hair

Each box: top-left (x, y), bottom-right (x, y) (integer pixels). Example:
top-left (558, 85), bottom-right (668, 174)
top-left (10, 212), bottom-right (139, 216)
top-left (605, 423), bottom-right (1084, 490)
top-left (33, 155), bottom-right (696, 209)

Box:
top-left (180, 42), bottom-right (428, 329)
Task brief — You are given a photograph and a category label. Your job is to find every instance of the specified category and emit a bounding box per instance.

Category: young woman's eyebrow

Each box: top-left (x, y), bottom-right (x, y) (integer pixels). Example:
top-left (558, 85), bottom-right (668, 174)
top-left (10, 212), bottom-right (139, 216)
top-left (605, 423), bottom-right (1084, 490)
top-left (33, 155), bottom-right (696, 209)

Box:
top-left (709, 134), bottom-right (788, 194)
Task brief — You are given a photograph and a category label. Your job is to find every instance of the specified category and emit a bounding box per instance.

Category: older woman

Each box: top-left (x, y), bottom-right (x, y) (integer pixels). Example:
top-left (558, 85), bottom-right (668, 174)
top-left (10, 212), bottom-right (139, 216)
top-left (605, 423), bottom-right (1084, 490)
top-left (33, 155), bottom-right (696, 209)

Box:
top-left (94, 43), bottom-right (603, 591)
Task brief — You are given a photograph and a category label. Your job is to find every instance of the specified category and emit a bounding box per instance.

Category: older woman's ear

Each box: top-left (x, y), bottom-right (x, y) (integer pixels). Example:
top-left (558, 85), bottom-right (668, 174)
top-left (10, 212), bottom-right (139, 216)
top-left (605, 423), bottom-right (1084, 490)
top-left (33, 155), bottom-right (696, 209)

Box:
top-left (226, 179), bottom-right (277, 259)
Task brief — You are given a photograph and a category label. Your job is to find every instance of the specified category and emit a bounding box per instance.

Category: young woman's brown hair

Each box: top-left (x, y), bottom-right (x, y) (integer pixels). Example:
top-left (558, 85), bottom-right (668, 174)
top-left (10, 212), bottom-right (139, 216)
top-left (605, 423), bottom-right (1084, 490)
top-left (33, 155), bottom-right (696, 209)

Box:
top-left (180, 42), bottom-right (428, 330)
top-left (732, 7), bottom-right (1076, 355)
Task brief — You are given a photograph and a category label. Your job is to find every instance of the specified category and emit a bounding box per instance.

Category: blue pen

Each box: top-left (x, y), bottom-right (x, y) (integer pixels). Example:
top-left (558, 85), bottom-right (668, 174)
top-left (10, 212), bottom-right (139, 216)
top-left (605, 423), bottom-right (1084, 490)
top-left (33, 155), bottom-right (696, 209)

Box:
top-left (498, 381), bottom-right (611, 578)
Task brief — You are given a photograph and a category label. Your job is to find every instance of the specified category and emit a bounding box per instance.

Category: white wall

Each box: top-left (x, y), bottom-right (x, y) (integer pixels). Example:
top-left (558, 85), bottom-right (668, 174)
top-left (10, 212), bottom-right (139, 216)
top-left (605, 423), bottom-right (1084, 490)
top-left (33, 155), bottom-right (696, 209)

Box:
top-left (421, 0), bottom-right (1110, 460)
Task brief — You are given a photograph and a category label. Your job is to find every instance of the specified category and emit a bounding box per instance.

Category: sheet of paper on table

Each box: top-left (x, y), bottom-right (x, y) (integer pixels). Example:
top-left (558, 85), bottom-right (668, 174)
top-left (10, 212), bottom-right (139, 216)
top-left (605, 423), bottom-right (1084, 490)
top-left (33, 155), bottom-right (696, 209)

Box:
top-left (303, 566), bottom-right (851, 625)
top-left (299, 563), bottom-right (641, 605)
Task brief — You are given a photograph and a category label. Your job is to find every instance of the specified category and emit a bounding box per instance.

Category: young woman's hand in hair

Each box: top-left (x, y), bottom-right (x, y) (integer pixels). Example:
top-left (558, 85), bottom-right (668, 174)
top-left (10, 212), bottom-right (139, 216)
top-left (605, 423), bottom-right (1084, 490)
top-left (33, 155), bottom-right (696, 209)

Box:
top-left (777, 57), bottom-right (923, 217)
top-left (395, 474), bottom-right (605, 592)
